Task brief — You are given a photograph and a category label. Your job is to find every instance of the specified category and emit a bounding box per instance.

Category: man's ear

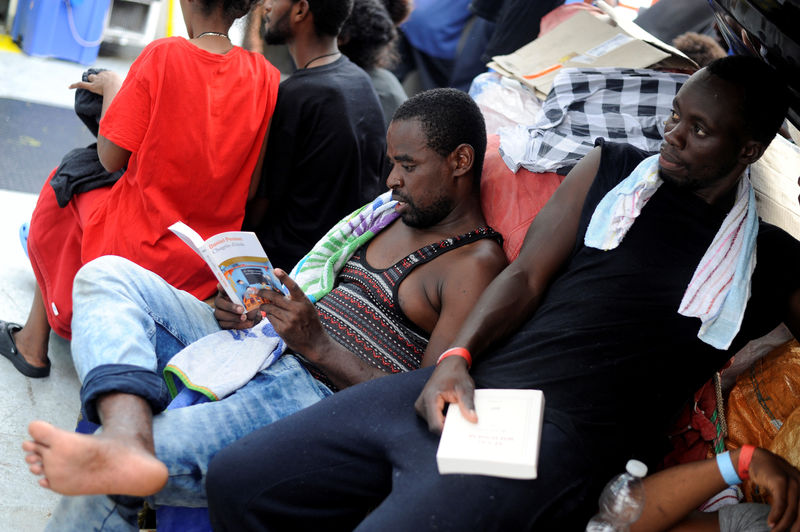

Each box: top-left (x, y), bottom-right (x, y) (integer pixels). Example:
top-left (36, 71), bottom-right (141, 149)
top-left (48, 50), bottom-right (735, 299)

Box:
top-left (450, 144), bottom-right (474, 177)
top-left (740, 139), bottom-right (766, 165)
top-left (293, 0), bottom-right (309, 22)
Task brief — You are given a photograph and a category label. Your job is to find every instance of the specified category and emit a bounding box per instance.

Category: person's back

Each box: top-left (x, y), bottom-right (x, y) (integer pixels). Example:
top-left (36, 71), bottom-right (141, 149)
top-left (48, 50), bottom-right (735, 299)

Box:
top-left (251, 55), bottom-right (386, 269)
top-left (1, 0), bottom-right (280, 379)
top-left (82, 36), bottom-right (280, 299)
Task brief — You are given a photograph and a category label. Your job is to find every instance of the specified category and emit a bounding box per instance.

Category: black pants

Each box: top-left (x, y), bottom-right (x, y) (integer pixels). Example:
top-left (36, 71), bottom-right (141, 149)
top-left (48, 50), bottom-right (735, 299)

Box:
top-left (207, 367), bottom-right (596, 531)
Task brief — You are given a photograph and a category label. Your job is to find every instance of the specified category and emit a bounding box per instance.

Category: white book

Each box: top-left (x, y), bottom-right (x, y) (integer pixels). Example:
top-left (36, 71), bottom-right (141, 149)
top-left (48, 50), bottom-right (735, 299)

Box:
top-left (436, 389), bottom-right (545, 480)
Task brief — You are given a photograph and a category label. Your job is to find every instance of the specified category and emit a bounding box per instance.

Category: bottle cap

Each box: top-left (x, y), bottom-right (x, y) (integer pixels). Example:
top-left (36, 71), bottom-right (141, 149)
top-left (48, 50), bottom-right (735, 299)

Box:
top-left (625, 459), bottom-right (648, 478)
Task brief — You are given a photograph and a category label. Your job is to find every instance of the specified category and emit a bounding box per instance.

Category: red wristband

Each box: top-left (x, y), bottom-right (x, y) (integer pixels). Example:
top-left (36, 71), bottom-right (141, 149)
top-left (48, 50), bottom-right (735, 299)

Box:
top-left (737, 445), bottom-right (756, 481)
top-left (436, 347), bottom-right (472, 368)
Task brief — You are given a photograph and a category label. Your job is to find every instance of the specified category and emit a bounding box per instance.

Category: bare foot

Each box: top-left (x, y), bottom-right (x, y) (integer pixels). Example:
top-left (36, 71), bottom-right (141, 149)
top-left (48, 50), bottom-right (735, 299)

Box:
top-left (23, 420), bottom-right (168, 496)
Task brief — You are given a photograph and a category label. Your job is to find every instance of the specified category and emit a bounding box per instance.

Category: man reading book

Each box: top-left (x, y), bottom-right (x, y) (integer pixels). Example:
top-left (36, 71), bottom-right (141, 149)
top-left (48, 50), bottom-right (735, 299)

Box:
top-left (204, 56), bottom-right (800, 531)
top-left (21, 88), bottom-right (507, 531)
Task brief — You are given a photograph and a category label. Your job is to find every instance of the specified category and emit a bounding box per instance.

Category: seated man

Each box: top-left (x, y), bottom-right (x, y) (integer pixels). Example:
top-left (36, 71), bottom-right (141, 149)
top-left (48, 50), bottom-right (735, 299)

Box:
top-left (205, 56), bottom-right (800, 530)
top-left (22, 89), bottom-right (507, 530)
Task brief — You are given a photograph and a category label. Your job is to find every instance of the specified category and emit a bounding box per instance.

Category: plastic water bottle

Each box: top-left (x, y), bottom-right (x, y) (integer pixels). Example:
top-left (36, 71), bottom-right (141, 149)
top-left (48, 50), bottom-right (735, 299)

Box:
top-left (585, 459), bottom-right (648, 532)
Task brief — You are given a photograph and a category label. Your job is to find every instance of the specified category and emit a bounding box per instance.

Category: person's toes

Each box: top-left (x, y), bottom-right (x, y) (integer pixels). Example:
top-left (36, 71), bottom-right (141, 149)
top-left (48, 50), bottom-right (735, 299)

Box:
top-left (25, 452), bottom-right (42, 465)
top-left (27, 420), bottom-right (55, 444)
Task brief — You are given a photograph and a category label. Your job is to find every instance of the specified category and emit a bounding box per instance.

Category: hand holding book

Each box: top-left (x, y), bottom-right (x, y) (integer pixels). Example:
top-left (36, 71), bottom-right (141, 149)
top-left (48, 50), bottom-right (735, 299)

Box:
top-left (169, 221), bottom-right (282, 312)
top-left (436, 389), bottom-right (545, 480)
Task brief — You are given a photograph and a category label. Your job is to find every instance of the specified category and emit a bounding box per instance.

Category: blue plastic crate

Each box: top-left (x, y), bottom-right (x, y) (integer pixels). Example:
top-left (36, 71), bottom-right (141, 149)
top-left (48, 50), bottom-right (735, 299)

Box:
top-left (11, 0), bottom-right (111, 65)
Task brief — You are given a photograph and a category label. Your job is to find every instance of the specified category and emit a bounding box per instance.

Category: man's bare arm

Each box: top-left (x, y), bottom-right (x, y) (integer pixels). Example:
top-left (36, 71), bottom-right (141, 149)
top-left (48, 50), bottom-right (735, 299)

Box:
top-left (417, 241), bottom-right (509, 367)
top-left (415, 146), bottom-right (603, 432)
top-left (632, 447), bottom-right (800, 532)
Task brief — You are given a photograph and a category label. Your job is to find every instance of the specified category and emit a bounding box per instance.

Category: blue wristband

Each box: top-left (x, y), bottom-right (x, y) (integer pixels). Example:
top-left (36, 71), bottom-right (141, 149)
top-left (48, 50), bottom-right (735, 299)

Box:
top-left (716, 451), bottom-right (742, 486)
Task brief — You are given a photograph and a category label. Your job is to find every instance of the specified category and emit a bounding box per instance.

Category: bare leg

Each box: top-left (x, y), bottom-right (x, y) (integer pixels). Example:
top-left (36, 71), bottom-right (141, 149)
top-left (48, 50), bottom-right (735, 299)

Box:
top-left (22, 393), bottom-right (168, 496)
top-left (11, 286), bottom-right (51, 367)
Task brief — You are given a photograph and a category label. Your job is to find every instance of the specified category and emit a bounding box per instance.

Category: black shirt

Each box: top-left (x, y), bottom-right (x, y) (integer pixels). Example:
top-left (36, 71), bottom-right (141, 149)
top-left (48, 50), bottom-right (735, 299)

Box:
top-left (472, 140), bottom-right (800, 465)
top-left (250, 56), bottom-right (386, 270)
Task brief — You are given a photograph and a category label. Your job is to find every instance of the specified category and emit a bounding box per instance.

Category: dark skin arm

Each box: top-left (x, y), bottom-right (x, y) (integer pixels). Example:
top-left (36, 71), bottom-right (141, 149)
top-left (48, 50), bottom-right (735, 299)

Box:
top-left (69, 70), bottom-right (130, 173)
top-left (632, 447), bottom-right (800, 532)
top-left (214, 241), bottom-right (506, 389)
top-left (248, 120), bottom-right (271, 201)
top-left (414, 146), bottom-right (603, 432)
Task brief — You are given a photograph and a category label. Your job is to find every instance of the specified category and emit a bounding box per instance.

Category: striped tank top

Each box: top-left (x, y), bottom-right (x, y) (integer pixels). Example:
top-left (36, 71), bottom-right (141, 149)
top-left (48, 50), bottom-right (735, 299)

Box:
top-left (303, 226), bottom-right (502, 390)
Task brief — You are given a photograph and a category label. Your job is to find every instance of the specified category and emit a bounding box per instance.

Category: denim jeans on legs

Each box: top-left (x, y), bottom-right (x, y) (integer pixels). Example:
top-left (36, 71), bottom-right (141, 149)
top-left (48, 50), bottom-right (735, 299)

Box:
top-left (48, 256), bottom-right (333, 531)
top-left (71, 256), bottom-right (224, 422)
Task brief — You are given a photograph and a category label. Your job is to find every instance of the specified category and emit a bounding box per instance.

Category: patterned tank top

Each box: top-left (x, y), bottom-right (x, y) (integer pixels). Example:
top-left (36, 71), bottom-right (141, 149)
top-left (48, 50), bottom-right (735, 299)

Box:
top-left (302, 226), bottom-right (502, 390)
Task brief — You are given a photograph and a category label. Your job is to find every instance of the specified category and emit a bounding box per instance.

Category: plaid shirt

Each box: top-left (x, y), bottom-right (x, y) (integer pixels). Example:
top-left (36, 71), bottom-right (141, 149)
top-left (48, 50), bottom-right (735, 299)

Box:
top-left (498, 67), bottom-right (689, 174)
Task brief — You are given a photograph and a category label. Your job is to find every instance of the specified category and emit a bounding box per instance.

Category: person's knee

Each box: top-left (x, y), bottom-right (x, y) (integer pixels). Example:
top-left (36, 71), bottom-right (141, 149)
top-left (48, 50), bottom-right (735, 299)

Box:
top-left (74, 256), bottom-right (138, 293)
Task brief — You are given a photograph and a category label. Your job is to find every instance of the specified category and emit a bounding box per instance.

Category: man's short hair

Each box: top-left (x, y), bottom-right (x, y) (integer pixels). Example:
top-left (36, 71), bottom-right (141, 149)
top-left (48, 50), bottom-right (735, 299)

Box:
top-left (705, 55), bottom-right (789, 145)
top-left (301, 0), bottom-right (354, 37)
top-left (392, 88), bottom-right (487, 184)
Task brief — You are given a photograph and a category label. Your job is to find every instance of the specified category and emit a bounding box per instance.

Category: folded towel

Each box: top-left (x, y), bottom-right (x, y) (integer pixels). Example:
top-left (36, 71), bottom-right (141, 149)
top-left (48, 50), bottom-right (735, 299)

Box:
top-left (585, 154), bottom-right (757, 350)
top-left (164, 192), bottom-right (399, 400)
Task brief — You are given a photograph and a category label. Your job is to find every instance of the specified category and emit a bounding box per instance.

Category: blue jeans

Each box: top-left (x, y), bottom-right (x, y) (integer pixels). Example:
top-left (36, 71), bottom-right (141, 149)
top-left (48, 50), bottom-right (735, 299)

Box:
top-left (48, 256), bottom-right (332, 531)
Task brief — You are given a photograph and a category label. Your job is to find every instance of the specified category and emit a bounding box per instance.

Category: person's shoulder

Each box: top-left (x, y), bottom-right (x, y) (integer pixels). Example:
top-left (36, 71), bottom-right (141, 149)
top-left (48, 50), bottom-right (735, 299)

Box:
top-left (757, 221), bottom-right (800, 251)
top-left (594, 138), bottom-right (650, 164)
top-left (137, 36), bottom-right (185, 58)
top-left (291, 57), bottom-right (370, 86)
top-left (238, 47), bottom-right (280, 74)
top-left (441, 232), bottom-right (508, 276)
top-left (752, 221), bottom-right (800, 299)
top-left (591, 138), bottom-right (651, 189)
top-left (123, 37), bottom-right (183, 78)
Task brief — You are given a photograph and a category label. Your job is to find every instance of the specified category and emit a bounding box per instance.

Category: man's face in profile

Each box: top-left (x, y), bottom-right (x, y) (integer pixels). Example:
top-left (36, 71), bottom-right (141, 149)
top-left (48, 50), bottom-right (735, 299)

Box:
top-left (262, 0), bottom-right (293, 45)
top-left (386, 119), bottom-right (455, 229)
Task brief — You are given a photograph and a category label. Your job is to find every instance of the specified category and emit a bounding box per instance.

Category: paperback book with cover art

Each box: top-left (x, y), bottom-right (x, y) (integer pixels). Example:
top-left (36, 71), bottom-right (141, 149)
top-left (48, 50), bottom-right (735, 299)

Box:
top-left (436, 389), bottom-right (545, 480)
top-left (169, 221), bottom-right (282, 311)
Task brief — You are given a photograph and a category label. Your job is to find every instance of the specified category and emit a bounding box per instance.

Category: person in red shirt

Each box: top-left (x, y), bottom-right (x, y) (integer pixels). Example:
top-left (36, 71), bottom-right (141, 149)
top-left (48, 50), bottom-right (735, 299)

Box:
top-left (0, 0), bottom-right (281, 378)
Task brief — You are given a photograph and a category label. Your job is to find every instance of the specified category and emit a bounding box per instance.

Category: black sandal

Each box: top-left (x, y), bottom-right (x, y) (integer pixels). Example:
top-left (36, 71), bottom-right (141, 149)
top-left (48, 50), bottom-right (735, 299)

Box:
top-left (0, 320), bottom-right (50, 378)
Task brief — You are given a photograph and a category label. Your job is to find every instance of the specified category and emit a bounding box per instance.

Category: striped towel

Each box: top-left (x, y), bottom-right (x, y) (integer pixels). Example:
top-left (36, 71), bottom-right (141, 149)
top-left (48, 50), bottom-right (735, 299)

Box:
top-left (291, 191), bottom-right (399, 302)
top-left (585, 154), bottom-right (757, 350)
top-left (164, 192), bottom-right (399, 400)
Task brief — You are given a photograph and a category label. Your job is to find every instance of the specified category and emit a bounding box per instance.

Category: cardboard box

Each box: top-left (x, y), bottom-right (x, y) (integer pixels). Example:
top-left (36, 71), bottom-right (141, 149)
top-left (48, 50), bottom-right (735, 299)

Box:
top-left (489, 2), bottom-right (696, 98)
